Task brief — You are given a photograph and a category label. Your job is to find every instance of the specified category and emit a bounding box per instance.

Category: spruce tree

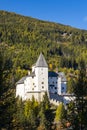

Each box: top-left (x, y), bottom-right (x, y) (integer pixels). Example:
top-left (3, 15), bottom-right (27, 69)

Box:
top-left (55, 103), bottom-right (66, 129)
top-left (0, 46), bottom-right (16, 129)
top-left (38, 102), bottom-right (49, 130)
top-left (38, 92), bottom-right (51, 130)
top-left (74, 65), bottom-right (87, 129)
top-left (67, 62), bottom-right (87, 130)
top-left (24, 99), bottom-right (38, 129)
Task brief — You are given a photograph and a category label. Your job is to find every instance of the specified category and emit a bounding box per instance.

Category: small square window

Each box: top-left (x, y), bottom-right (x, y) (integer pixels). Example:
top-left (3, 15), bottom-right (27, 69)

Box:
top-left (42, 86), bottom-right (44, 89)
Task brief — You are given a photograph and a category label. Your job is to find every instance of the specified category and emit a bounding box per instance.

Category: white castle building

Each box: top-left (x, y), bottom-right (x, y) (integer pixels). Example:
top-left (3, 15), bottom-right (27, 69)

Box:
top-left (16, 53), bottom-right (67, 103)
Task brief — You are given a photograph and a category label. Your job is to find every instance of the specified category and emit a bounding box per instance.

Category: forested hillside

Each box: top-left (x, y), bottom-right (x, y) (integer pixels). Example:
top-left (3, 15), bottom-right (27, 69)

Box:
top-left (0, 10), bottom-right (87, 129)
top-left (0, 10), bottom-right (87, 72)
top-left (0, 10), bottom-right (87, 93)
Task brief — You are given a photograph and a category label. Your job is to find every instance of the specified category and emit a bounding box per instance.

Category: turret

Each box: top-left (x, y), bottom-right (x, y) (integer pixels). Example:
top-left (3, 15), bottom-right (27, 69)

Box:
top-left (34, 53), bottom-right (48, 96)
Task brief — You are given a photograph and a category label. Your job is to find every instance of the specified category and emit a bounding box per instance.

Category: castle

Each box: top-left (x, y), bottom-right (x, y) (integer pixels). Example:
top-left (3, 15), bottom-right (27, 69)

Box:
top-left (16, 53), bottom-right (67, 103)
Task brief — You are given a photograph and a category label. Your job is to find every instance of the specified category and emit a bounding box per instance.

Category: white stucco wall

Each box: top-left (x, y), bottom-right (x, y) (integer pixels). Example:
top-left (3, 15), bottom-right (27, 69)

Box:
top-left (25, 91), bottom-right (46, 101)
top-left (32, 65), bottom-right (35, 72)
top-left (58, 77), bottom-right (61, 95)
top-left (58, 77), bottom-right (66, 95)
top-left (35, 67), bottom-right (48, 92)
top-left (16, 84), bottom-right (25, 100)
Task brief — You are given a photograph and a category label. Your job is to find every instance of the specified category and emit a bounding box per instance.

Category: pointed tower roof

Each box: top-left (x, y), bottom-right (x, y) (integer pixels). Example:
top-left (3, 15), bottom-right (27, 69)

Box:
top-left (35, 53), bottom-right (48, 67)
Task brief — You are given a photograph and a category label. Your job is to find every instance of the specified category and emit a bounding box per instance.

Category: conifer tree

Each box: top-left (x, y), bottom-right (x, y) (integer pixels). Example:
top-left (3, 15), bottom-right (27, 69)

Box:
top-left (55, 103), bottom-right (66, 122)
top-left (38, 92), bottom-right (51, 130)
top-left (74, 64), bottom-right (87, 129)
top-left (15, 98), bottom-right (25, 128)
top-left (0, 46), bottom-right (16, 129)
top-left (24, 99), bottom-right (38, 129)
top-left (67, 62), bottom-right (87, 130)
top-left (43, 92), bottom-right (50, 110)
top-left (38, 102), bottom-right (49, 130)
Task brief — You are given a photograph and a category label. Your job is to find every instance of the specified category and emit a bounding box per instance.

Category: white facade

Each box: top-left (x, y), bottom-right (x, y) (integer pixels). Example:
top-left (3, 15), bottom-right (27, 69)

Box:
top-left (57, 72), bottom-right (67, 95)
top-left (16, 53), bottom-right (67, 102)
top-left (16, 83), bottom-right (25, 98)
top-left (48, 72), bottom-right (66, 95)
top-left (16, 53), bottom-right (48, 101)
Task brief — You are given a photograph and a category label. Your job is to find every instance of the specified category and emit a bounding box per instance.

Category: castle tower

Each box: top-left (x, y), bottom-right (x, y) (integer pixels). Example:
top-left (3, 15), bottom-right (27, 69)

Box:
top-left (34, 53), bottom-right (48, 101)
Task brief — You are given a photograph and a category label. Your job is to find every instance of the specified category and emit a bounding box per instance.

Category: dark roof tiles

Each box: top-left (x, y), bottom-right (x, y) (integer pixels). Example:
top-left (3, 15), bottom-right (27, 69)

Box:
top-left (35, 53), bottom-right (48, 67)
top-left (16, 76), bottom-right (27, 84)
top-left (48, 71), bottom-right (58, 77)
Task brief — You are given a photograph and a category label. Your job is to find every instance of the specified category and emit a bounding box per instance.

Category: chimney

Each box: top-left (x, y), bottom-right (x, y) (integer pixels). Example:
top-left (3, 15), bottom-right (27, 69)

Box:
top-left (28, 70), bottom-right (30, 75)
top-left (56, 67), bottom-right (58, 74)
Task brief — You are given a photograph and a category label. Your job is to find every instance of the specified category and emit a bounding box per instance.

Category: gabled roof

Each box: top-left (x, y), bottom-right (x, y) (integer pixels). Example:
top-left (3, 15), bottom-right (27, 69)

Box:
top-left (16, 76), bottom-right (27, 85)
top-left (48, 71), bottom-right (58, 77)
top-left (48, 71), bottom-right (66, 81)
top-left (29, 71), bottom-right (35, 77)
top-left (35, 53), bottom-right (48, 67)
top-left (16, 72), bottom-right (36, 85)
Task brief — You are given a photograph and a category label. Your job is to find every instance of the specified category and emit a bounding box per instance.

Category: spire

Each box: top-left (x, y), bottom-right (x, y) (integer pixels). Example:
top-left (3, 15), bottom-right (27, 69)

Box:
top-left (35, 53), bottom-right (48, 67)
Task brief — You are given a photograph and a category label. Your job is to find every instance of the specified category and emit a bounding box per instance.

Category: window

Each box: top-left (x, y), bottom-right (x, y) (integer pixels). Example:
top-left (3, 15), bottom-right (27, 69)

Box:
top-left (49, 85), bottom-right (54, 87)
top-left (42, 86), bottom-right (44, 89)
top-left (42, 82), bottom-right (44, 84)
top-left (49, 85), bottom-right (54, 89)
